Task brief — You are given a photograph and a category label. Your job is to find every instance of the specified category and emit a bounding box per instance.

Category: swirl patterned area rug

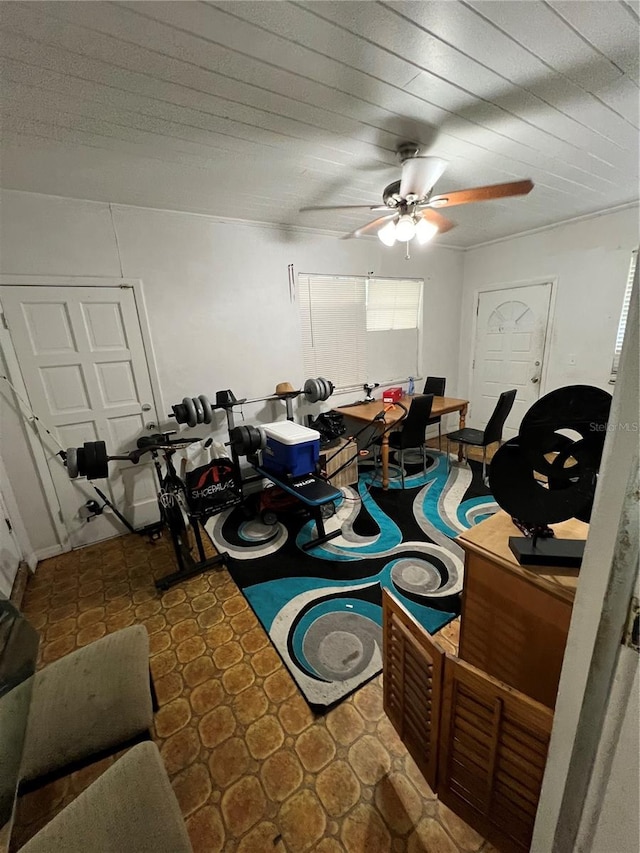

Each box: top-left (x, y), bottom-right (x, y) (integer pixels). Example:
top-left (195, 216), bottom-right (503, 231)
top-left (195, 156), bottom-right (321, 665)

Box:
top-left (205, 451), bottom-right (497, 709)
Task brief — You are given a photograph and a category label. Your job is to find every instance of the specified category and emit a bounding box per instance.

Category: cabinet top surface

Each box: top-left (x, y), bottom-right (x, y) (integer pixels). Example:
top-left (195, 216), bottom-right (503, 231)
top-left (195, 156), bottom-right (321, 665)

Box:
top-left (457, 510), bottom-right (589, 601)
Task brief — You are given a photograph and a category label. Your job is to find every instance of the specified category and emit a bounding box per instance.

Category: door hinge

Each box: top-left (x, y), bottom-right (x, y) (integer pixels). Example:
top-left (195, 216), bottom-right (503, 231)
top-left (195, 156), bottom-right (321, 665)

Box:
top-left (472, 359), bottom-right (475, 369)
top-left (623, 595), bottom-right (640, 653)
top-left (1, 313), bottom-right (8, 331)
top-left (5, 517), bottom-right (12, 533)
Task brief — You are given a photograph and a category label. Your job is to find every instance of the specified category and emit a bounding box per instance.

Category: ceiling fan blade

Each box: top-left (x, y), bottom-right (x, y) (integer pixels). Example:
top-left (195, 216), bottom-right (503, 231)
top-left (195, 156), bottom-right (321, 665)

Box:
top-left (399, 156), bottom-right (448, 199)
top-left (428, 179), bottom-right (534, 208)
top-left (420, 209), bottom-right (456, 234)
top-left (299, 204), bottom-right (387, 212)
top-left (342, 213), bottom-right (397, 239)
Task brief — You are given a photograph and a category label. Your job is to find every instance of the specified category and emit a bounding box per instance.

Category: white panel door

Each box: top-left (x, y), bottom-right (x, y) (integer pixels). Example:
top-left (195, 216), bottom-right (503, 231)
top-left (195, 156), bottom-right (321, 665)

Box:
top-left (471, 283), bottom-right (552, 439)
top-left (0, 285), bottom-right (160, 548)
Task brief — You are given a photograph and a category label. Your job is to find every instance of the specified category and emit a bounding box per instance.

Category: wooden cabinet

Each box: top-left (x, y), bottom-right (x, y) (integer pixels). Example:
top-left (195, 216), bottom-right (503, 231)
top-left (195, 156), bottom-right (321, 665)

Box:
top-left (382, 512), bottom-right (588, 852)
top-left (457, 511), bottom-right (585, 708)
top-left (383, 590), bottom-right (553, 853)
top-left (319, 437), bottom-right (359, 488)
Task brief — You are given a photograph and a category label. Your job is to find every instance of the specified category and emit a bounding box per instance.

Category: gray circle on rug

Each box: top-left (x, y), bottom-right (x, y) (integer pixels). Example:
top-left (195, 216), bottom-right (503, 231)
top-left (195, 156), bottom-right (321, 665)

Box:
top-left (302, 611), bottom-right (381, 682)
top-left (391, 559), bottom-right (444, 595)
top-left (238, 519), bottom-right (281, 543)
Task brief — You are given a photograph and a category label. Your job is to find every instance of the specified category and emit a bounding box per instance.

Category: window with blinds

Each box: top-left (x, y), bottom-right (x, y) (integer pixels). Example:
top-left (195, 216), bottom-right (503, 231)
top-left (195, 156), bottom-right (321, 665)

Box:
top-left (298, 274), bottom-right (423, 389)
top-left (612, 250), bottom-right (638, 376)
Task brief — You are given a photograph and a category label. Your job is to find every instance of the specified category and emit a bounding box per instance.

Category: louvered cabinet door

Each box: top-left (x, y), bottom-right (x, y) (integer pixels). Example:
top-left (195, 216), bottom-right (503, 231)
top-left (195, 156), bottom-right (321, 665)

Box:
top-left (382, 589), bottom-right (444, 790)
top-left (438, 657), bottom-right (554, 853)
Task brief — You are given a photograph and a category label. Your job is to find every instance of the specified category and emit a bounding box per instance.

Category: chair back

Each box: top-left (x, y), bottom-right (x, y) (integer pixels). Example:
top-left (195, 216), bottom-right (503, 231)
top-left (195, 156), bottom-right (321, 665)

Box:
top-left (423, 376), bottom-right (446, 397)
top-left (483, 389), bottom-right (517, 446)
top-left (399, 394), bottom-right (434, 449)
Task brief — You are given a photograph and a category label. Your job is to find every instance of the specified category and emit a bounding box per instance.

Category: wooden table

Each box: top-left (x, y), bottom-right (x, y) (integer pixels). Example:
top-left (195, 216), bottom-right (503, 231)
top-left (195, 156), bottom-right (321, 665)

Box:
top-left (336, 395), bottom-right (469, 489)
top-left (457, 510), bottom-right (587, 707)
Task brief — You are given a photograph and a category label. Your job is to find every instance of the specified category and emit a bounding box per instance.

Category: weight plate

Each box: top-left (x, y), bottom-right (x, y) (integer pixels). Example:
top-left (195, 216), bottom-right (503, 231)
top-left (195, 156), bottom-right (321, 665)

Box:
top-left (66, 447), bottom-right (79, 479)
top-left (303, 377), bottom-right (318, 404)
top-left (318, 377), bottom-right (330, 401)
top-left (192, 395), bottom-right (204, 424)
top-left (93, 441), bottom-right (109, 479)
top-left (182, 396), bottom-right (197, 428)
top-left (83, 442), bottom-right (97, 481)
top-left (199, 395), bottom-right (213, 425)
top-left (172, 403), bottom-right (187, 424)
top-left (229, 426), bottom-right (243, 454)
top-left (257, 426), bottom-right (267, 450)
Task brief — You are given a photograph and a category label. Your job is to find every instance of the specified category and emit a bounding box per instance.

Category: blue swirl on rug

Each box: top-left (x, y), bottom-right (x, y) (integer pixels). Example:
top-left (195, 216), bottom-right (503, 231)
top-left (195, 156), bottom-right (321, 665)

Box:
top-left (205, 452), bottom-right (496, 707)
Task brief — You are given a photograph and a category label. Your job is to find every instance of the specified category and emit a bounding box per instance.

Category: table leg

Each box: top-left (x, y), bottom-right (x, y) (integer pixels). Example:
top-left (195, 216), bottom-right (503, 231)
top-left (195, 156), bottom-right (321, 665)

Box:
top-left (457, 403), bottom-right (468, 463)
top-left (381, 432), bottom-right (390, 489)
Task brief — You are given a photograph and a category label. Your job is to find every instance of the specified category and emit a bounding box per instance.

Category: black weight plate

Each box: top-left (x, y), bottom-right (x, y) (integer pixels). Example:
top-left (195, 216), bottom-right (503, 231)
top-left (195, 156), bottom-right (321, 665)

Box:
top-left (83, 442), bottom-right (97, 480)
top-left (257, 426), bottom-right (267, 450)
top-left (172, 403), bottom-right (187, 424)
top-left (489, 438), bottom-right (597, 525)
top-left (199, 395), bottom-right (213, 425)
top-left (93, 441), bottom-right (109, 479)
top-left (66, 447), bottom-right (79, 479)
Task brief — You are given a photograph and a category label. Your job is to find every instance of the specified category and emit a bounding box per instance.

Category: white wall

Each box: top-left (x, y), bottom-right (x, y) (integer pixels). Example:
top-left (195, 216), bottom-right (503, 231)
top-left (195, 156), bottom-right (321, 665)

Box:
top-left (458, 206), bottom-right (639, 426)
top-left (0, 189), bottom-right (464, 554)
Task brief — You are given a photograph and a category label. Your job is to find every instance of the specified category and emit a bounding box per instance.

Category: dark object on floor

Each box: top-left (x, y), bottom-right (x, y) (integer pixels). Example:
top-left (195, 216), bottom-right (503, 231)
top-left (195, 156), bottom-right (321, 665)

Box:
top-left (446, 389), bottom-right (517, 479)
top-left (490, 385), bottom-right (612, 568)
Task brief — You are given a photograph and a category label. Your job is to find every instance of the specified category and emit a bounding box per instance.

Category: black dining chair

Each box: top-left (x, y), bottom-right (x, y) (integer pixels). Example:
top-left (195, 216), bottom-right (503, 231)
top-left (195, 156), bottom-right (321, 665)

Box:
top-left (446, 389), bottom-right (517, 480)
top-left (376, 394), bottom-right (434, 488)
top-left (422, 376), bottom-right (446, 450)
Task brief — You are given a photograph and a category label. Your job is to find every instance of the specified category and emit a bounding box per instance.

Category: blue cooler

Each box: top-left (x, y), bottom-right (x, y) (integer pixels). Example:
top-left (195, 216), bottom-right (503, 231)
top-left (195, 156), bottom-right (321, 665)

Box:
top-left (261, 421), bottom-right (320, 478)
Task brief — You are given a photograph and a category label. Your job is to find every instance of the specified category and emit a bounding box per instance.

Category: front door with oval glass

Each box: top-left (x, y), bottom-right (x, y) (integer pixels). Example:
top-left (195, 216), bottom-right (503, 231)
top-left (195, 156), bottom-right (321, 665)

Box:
top-left (471, 283), bottom-right (552, 439)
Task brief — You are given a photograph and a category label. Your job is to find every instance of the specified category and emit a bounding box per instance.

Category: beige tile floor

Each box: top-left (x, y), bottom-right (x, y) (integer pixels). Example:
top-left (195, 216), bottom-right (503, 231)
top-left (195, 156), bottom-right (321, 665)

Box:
top-left (13, 526), bottom-right (495, 853)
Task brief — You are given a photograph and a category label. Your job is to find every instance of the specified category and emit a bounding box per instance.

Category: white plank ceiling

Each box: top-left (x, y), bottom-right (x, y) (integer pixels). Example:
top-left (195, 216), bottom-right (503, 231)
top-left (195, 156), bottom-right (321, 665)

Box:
top-left (0, 0), bottom-right (638, 247)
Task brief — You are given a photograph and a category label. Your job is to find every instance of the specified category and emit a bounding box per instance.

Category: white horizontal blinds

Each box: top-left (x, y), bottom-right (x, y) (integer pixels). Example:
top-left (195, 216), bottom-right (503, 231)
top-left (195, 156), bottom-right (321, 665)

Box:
top-left (366, 278), bottom-right (423, 331)
top-left (612, 250), bottom-right (638, 374)
top-left (298, 274), bottom-right (367, 388)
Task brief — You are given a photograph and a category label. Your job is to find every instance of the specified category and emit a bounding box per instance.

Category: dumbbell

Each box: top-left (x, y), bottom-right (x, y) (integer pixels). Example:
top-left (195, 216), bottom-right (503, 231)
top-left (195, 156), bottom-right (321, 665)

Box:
top-left (302, 377), bottom-right (334, 404)
top-left (229, 425), bottom-right (267, 457)
top-left (171, 395), bottom-right (214, 428)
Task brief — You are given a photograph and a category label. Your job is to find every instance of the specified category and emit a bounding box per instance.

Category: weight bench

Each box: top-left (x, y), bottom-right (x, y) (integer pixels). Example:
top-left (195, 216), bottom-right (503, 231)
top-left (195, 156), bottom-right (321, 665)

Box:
top-left (254, 466), bottom-right (342, 551)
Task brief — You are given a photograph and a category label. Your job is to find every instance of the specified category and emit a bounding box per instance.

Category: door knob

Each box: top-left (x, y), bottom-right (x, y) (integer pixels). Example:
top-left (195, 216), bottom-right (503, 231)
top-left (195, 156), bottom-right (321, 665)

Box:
top-left (530, 376), bottom-right (539, 384)
top-left (141, 403), bottom-right (152, 412)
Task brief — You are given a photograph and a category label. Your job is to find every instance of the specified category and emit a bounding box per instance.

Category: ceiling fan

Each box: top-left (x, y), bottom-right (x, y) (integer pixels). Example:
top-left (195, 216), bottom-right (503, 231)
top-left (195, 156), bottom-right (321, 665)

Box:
top-left (300, 142), bottom-right (534, 246)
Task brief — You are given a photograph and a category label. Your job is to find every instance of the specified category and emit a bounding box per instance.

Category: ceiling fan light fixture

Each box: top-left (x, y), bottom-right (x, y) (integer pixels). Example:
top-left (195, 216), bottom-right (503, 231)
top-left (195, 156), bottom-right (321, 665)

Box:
top-left (415, 218), bottom-right (439, 245)
top-left (395, 214), bottom-right (416, 242)
top-left (378, 220), bottom-right (397, 246)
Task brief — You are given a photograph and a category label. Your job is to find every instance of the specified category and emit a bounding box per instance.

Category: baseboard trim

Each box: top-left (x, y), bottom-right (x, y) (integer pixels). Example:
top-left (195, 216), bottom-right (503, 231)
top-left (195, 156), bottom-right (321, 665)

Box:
top-left (34, 544), bottom-right (64, 562)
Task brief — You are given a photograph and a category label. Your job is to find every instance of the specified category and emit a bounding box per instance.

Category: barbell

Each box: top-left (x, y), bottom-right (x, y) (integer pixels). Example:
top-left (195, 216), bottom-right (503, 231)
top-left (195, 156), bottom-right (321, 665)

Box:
top-left (171, 377), bottom-right (334, 428)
